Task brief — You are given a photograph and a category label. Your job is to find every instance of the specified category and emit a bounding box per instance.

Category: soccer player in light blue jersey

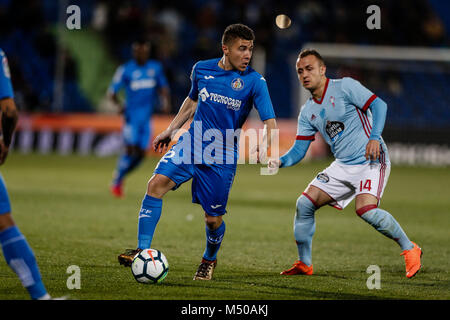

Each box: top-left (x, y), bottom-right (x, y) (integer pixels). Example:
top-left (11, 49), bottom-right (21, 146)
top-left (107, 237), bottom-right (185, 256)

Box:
top-left (118, 24), bottom-right (277, 280)
top-left (0, 49), bottom-right (52, 299)
top-left (108, 38), bottom-right (171, 198)
top-left (269, 49), bottom-right (422, 279)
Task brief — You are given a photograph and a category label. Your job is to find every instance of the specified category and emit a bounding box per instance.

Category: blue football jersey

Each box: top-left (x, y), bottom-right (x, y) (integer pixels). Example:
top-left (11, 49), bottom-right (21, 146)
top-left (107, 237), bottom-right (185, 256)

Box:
top-left (186, 58), bottom-right (276, 165)
top-left (108, 59), bottom-right (168, 123)
top-left (0, 49), bottom-right (13, 99)
top-left (296, 77), bottom-right (389, 165)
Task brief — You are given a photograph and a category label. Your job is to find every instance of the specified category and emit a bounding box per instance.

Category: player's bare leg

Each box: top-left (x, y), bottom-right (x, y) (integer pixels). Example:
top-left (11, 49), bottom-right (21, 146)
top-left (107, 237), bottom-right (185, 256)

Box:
top-left (193, 214), bottom-right (223, 280)
top-left (0, 212), bottom-right (15, 231)
top-left (281, 185), bottom-right (332, 275)
top-left (355, 193), bottom-right (422, 278)
top-left (118, 174), bottom-right (176, 267)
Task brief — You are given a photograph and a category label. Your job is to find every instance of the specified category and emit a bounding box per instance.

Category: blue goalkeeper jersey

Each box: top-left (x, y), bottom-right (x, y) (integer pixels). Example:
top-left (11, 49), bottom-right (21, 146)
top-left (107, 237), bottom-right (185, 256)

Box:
top-left (0, 49), bottom-right (13, 99)
top-left (187, 58), bottom-right (276, 165)
top-left (296, 77), bottom-right (389, 165)
top-left (108, 59), bottom-right (168, 123)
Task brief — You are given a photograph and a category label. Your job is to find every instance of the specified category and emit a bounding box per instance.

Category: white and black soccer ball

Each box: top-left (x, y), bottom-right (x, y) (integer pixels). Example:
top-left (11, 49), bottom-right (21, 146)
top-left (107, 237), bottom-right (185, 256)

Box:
top-left (131, 249), bottom-right (169, 284)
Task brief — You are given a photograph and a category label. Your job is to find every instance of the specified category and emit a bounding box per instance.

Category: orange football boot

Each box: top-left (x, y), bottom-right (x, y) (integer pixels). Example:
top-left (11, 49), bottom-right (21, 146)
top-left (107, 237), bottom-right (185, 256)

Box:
top-left (400, 241), bottom-right (423, 278)
top-left (280, 260), bottom-right (313, 275)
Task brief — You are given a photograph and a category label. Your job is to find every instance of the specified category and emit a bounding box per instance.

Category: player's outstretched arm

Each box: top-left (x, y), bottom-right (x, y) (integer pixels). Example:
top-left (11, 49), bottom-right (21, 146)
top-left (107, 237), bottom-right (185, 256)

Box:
top-left (153, 96), bottom-right (197, 153)
top-left (0, 97), bottom-right (18, 165)
top-left (268, 139), bottom-right (311, 171)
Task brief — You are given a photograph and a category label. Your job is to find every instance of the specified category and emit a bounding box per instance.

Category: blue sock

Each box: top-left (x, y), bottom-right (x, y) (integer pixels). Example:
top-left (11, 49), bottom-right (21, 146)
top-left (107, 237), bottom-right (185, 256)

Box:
top-left (294, 195), bottom-right (316, 266)
top-left (113, 154), bottom-right (143, 185)
top-left (357, 206), bottom-right (413, 251)
top-left (137, 195), bottom-right (162, 249)
top-left (0, 226), bottom-right (48, 300)
top-left (203, 221), bottom-right (225, 261)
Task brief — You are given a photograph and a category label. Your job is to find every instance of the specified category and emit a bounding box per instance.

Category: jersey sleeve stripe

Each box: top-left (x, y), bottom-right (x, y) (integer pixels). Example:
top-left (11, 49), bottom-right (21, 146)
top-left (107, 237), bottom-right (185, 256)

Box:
top-left (360, 109), bottom-right (372, 132)
top-left (362, 111), bottom-right (372, 130)
top-left (296, 135), bottom-right (315, 141)
top-left (362, 94), bottom-right (377, 112)
top-left (355, 107), bottom-right (370, 138)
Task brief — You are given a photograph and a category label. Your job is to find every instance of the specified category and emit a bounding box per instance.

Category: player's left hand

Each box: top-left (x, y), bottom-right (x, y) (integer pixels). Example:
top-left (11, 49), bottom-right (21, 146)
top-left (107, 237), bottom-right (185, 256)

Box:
top-left (365, 139), bottom-right (380, 161)
top-left (153, 129), bottom-right (172, 154)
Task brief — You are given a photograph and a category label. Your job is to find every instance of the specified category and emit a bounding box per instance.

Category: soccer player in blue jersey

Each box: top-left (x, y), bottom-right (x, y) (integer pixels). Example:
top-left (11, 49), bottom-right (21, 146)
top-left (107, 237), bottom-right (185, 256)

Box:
top-left (268, 49), bottom-right (422, 278)
top-left (0, 49), bottom-right (52, 299)
top-left (108, 38), bottom-right (171, 198)
top-left (118, 24), bottom-right (277, 280)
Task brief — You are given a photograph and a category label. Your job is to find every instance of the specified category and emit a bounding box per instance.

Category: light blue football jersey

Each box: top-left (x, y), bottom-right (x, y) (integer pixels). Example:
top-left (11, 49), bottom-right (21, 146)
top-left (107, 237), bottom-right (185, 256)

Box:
top-left (0, 49), bottom-right (13, 99)
top-left (296, 77), bottom-right (389, 165)
top-left (187, 58), bottom-right (276, 165)
top-left (108, 59), bottom-right (168, 123)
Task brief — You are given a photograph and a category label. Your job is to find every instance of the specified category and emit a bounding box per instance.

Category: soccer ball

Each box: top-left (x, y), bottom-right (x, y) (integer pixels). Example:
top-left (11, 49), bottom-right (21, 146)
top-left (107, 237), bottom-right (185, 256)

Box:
top-left (131, 249), bottom-right (169, 284)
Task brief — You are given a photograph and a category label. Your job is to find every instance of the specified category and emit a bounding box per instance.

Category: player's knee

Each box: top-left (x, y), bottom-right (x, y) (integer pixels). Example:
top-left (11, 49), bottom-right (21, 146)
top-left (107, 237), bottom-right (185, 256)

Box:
top-left (355, 204), bottom-right (378, 218)
top-left (204, 214), bottom-right (222, 230)
top-left (294, 196), bottom-right (316, 241)
top-left (359, 208), bottom-right (394, 232)
top-left (295, 195), bottom-right (316, 219)
top-left (0, 213), bottom-right (15, 232)
top-left (146, 175), bottom-right (170, 198)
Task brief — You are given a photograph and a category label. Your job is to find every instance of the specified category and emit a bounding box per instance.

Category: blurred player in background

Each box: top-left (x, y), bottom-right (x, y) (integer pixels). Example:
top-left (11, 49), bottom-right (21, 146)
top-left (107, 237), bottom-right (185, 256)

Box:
top-left (108, 38), bottom-right (171, 198)
top-left (269, 49), bottom-right (422, 279)
top-left (118, 24), bottom-right (277, 280)
top-left (0, 49), bottom-right (51, 299)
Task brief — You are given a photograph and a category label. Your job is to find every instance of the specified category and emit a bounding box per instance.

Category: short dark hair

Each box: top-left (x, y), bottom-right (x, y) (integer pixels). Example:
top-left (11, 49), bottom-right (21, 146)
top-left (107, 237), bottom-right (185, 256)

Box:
top-left (299, 48), bottom-right (325, 66)
top-left (222, 23), bottom-right (255, 45)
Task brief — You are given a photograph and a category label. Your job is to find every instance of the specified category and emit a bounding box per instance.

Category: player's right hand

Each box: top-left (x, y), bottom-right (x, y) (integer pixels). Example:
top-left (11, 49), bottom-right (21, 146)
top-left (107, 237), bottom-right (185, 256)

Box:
top-left (267, 158), bottom-right (281, 175)
top-left (153, 129), bottom-right (172, 154)
top-left (268, 158), bottom-right (281, 169)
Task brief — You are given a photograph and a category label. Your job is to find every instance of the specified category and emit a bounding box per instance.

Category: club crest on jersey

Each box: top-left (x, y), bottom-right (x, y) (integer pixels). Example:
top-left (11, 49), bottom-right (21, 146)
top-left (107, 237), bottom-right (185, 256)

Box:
top-left (231, 78), bottom-right (244, 91)
top-left (330, 96), bottom-right (335, 107)
top-left (316, 173), bottom-right (330, 183)
top-left (132, 70), bottom-right (142, 79)
top-left (326, 120), bottom-right (345, 142)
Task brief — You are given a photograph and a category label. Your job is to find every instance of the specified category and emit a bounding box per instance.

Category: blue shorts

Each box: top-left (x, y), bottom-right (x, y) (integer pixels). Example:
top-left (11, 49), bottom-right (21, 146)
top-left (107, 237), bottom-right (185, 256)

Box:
top-left (154, 142), bottom-right (236, 216)
top-left (123, 121), bottom-right (151, 150)
top-left (0, 174), bottom-right (11, 215)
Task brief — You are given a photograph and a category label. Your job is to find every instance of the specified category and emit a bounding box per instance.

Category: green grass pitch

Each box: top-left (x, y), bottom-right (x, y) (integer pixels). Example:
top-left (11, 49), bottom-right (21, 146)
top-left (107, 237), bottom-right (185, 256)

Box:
top-left (0, 153), bottom-right (449, 300)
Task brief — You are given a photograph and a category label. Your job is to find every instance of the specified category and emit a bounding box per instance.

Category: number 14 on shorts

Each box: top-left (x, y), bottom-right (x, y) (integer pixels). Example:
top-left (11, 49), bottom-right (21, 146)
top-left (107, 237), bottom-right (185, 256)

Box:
top-left (360, 179), bottom-right (372, 191)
